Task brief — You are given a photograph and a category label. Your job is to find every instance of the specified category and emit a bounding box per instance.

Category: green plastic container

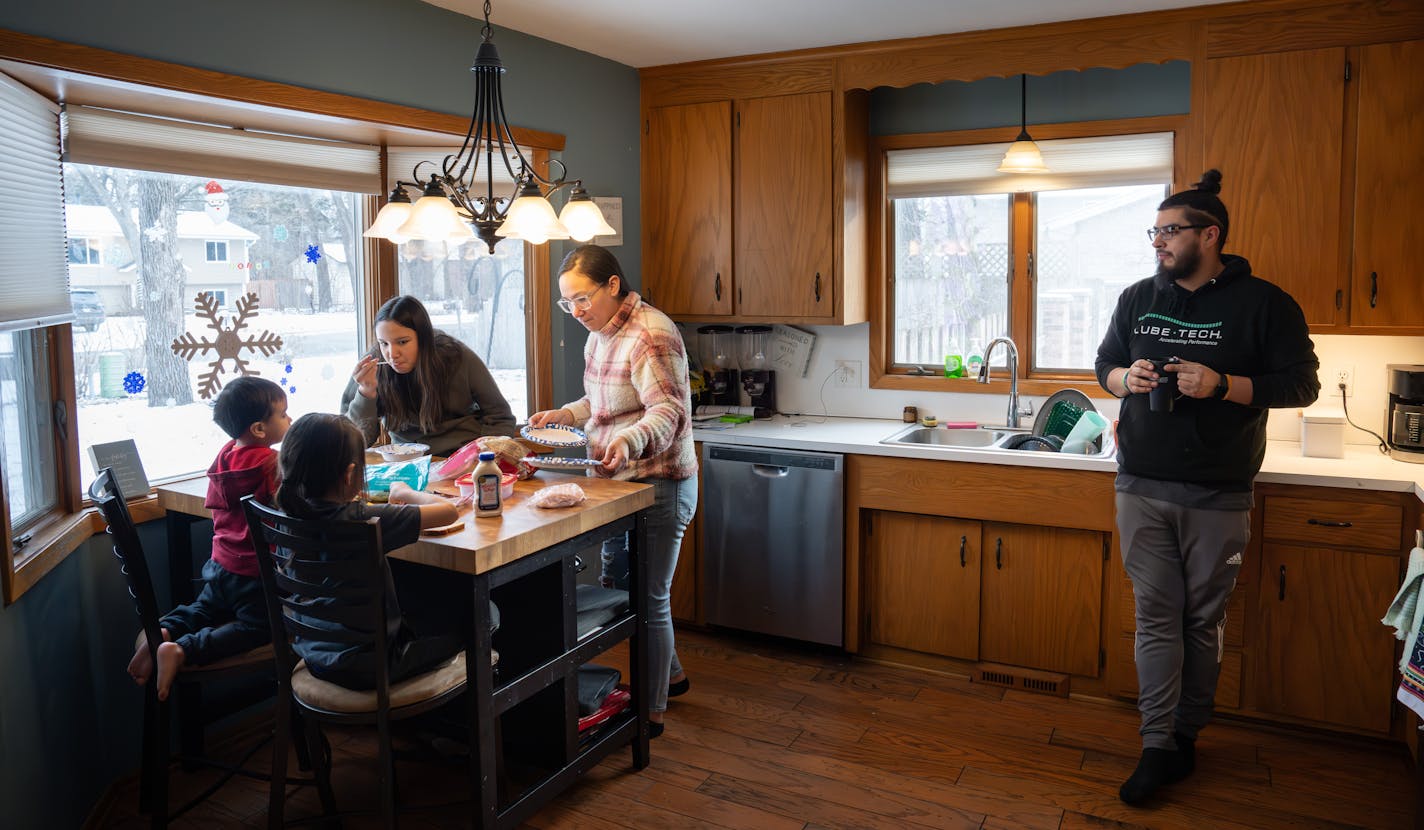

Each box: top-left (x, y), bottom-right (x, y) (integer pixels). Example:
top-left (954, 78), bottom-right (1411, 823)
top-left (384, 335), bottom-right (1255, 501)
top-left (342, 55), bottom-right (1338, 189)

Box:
top-left (943, 354), bottom-right (964, 378)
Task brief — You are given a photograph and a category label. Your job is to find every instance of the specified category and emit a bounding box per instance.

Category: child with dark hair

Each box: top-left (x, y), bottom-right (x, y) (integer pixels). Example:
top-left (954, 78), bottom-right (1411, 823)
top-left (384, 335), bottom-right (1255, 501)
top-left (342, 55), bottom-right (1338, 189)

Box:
top-left (273, 412), bottom-right (479, 690)
top-left (127, 375), bottom-right (291, 701)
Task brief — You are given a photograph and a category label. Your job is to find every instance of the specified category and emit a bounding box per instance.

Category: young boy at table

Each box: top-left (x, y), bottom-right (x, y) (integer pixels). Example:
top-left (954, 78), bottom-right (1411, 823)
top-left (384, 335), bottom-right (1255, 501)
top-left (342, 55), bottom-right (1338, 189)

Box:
top-left (127, 376), bottom-right (291, 701)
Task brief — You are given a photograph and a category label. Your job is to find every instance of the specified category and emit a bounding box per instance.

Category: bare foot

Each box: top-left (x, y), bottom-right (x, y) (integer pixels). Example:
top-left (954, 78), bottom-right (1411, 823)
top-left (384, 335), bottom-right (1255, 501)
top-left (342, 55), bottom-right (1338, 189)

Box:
top-left (126, 628), bottom-right (170, 687)
top-left (154, 641), bottom-right (186, 702)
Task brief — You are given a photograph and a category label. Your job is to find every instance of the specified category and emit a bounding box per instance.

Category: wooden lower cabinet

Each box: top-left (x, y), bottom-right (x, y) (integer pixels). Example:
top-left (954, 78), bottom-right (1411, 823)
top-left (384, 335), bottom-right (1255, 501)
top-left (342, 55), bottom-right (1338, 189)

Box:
top-left (865, 512), bottom-right (980, 660)
top-left (980, 523), bottom-right (1104, 677)
top-left (1253, 542), bottom-right (1400, 733)
top-left (670, 442), bottom-right (703, 623)
top-left (862, 510), bottom-right (1104, 677)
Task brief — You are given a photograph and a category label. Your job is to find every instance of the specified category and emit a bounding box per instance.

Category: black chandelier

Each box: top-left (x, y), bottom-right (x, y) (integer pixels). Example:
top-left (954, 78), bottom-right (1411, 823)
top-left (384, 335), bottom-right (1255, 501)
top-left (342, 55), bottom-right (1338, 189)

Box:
top-left (364, 0), bottom-right (612, 253)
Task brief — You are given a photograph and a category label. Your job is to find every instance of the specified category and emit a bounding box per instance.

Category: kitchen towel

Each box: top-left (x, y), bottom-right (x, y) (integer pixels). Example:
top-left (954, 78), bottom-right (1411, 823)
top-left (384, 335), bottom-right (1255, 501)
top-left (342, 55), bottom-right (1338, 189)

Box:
top-left (1382, 543), bottom-right (1424, 674)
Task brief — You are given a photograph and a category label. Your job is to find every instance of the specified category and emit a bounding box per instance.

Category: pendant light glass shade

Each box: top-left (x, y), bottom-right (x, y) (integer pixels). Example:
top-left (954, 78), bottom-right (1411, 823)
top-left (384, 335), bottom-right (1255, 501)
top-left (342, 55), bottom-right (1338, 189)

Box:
top-left (496, 179), bottom-right (570, 244)
top-left (998, 139), bottom-right (1049, 174)
top-left (397, 181), bottom-right (471, 240)
top-left (559, 187), bottom-right (616, 241)
top-left (363, 198), bottom-right (413, 243)
top-left (999, 74), bottom-right (1050, 174)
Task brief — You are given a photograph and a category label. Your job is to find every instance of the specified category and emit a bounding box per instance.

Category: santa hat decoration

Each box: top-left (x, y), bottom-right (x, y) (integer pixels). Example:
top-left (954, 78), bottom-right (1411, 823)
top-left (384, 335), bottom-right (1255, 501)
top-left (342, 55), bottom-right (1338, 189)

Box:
top-left (204, 180), bottom-right (230, 225)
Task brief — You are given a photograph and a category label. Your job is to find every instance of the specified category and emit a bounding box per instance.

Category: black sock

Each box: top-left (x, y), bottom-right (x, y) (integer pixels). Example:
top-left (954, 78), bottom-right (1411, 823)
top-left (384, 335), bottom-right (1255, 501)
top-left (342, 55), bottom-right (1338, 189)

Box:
top-left (1173, 732), bottom-right (1196, 776)
top-left (1119, 747), bottom-right (1187, 805)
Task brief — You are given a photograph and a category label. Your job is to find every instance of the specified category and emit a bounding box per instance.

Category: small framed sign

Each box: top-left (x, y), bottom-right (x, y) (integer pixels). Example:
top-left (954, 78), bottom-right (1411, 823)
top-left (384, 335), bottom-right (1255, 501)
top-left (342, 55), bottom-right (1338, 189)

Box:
top-left (591, 196), bottom-right (623, 247)
top-left (87, 439), bottom-right (151, 499)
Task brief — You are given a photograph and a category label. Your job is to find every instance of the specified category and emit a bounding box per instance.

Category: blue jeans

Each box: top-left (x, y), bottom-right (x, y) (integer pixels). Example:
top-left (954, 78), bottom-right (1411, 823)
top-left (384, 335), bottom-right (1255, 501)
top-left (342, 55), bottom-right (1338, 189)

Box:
top-left (601, 476), bottom-right (697, 714)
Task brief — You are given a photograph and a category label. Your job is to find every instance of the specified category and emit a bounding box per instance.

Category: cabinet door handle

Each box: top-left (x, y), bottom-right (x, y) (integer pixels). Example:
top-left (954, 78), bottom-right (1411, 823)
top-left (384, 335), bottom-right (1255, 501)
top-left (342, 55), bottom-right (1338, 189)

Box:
top-left (1370, 271), bottom-right (1378, 308)
top-left (814, 272), bottom-right (822, 303)
top-left (958, 535), bottom-right (967, 567)
top-left (1307, 518), bottom-right (1352, 528)
top-left (1335, 289), bottom-right (1342, 310)
top-left (995, 537), bottom-right (1003, 570)
top-left (1278, 564), bottom-right (1286, 601)
top-left (714, 272), bottom-right (722, 302)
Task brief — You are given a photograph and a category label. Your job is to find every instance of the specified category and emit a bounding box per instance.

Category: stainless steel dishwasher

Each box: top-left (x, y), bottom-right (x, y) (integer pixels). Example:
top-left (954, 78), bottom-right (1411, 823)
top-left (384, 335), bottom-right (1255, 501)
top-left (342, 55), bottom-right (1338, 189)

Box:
top-left (701, 443), bottom-right (844, 646)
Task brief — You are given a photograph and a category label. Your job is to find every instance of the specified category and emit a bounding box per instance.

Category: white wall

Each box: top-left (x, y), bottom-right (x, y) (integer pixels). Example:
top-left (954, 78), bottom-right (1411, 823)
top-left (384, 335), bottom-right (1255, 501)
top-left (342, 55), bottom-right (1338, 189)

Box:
top-left (767, 325), bottom-right (1424, 446)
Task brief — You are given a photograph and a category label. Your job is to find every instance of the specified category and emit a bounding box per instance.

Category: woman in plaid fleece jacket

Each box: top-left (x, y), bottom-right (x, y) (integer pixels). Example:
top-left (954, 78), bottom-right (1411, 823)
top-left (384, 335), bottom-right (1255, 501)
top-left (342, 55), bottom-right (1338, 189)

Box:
top-left (530, 245), bottom-right (697, 738)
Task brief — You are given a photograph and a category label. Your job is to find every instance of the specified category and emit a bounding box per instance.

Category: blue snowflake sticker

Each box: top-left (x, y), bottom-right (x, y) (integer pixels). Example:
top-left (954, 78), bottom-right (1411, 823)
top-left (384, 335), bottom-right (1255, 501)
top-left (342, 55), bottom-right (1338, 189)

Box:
top-left (273, 224), bottom-right (289, 242)
top-left (304, 244), bottom-right (321, 263)
top-left (122, 372), bottom-right (146, 395)
top-left (281, 362), bottom-right (297, 395)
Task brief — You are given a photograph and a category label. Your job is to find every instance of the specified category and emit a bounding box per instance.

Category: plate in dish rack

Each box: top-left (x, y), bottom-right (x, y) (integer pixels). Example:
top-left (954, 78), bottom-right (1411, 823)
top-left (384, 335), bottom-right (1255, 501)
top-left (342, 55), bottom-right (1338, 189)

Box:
top-left (520, 423), bottom-right (588, 447)
top-left (527, 456), bottom-right (602, 470)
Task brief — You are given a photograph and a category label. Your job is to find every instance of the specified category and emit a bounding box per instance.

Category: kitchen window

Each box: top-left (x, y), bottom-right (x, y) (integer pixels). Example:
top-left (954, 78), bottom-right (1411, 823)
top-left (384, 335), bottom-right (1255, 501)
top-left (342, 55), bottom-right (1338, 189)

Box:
top-left (877, 120), bottom-right (1181, 389)
top-left (0, 42), bottom-right (563, 603)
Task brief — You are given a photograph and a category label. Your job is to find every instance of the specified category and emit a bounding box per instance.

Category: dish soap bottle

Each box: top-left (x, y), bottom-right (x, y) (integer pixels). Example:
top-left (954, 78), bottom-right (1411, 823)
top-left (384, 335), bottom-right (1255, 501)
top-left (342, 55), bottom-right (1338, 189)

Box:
top-left (473, 451), bottom-right (503, 517)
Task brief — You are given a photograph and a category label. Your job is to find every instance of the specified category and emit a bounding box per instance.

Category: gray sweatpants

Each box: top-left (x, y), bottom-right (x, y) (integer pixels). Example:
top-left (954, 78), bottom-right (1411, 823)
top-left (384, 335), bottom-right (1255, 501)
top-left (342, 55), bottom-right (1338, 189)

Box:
top-left (1116, 492), bottom-right (1248, 751)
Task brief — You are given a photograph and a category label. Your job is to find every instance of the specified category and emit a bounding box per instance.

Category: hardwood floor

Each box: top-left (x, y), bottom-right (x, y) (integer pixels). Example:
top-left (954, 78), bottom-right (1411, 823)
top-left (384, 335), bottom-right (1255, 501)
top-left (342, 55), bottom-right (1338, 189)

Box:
top-left (100, 627), bottom-right (1416, 829)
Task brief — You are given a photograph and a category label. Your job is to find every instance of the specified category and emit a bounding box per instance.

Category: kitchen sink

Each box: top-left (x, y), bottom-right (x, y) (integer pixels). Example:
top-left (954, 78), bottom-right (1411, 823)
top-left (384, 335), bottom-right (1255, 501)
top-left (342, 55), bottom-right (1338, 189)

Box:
top-left (880, 425), bottom-right (1013, 448)
top-left (879, 423), bottom-right (1115, 457)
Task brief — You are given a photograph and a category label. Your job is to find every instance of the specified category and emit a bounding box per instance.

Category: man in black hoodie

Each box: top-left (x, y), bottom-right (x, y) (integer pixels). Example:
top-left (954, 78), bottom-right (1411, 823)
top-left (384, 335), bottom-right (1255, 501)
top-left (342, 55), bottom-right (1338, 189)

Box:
top-left (1095, 170), bottom-right (1319, 806)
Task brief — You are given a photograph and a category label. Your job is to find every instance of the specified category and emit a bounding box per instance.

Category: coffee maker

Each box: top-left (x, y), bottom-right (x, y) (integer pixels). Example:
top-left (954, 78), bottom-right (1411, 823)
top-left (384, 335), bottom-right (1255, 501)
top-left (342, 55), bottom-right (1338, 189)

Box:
top-left (737, 325), bottom-right (776, 418)
top-left (1387, 364), bottom-right (1424, 463)
top-left (697, 325), bottom-right (740, 406)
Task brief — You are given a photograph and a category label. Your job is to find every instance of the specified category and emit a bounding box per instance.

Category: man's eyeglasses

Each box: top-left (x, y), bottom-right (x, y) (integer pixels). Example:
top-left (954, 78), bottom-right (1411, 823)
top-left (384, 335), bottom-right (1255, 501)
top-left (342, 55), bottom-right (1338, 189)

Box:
top-left (1147, 224), bottom-right (1211, 242)
top-left (555, 283), bottom-right (608, 314)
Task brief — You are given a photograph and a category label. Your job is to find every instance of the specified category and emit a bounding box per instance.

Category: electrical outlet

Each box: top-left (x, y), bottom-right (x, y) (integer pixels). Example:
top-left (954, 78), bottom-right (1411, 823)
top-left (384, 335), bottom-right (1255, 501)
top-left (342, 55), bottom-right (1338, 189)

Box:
top-left (1331, 365), bottom-right (1354, 398)
top-left (834, 360), bottom-right (861, 387)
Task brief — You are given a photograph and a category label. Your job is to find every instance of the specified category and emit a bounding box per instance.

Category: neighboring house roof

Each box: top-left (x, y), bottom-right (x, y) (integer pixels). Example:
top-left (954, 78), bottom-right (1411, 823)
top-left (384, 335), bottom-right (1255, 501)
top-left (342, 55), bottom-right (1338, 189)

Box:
top-left (64, 204), bottom-right (259, 241)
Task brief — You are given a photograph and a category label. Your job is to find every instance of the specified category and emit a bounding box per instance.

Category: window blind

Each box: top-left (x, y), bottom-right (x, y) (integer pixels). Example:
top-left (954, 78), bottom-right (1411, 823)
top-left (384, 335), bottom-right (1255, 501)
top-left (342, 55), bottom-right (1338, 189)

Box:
top-left (64, 106), bottom-right (382, 194)
top-left (886, 132), bottom-right (1175, 199)
top-left (0, 71), bottom-right (71, 332)
top-left (385, 145), bottom-right (518, 199)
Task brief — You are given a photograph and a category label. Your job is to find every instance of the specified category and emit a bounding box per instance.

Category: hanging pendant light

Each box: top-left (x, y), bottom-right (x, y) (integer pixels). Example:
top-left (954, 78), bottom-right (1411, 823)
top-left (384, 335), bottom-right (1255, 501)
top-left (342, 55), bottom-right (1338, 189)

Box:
top-left (363, 0), bottom-right (610, 253)
top-left (998, 74), bottom-right (1050, 174)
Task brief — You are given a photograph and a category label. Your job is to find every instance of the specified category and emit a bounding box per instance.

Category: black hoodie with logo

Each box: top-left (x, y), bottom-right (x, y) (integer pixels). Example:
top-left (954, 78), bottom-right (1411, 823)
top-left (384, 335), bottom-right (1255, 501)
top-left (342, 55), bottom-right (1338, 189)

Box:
top-left (1095, 254), bottom-right (1320, 491)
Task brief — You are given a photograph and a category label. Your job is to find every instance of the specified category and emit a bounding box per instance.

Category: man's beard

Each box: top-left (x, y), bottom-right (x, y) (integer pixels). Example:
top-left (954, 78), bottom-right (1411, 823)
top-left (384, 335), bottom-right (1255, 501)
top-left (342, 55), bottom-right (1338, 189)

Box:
top-left (1155, 244), bottom-right (1201, 282)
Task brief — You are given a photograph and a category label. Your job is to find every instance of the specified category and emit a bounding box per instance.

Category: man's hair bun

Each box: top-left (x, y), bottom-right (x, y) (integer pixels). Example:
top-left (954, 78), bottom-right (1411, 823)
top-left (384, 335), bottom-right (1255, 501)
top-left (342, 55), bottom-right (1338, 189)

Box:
top-left (1195, 169), bottom-right (1223, 195)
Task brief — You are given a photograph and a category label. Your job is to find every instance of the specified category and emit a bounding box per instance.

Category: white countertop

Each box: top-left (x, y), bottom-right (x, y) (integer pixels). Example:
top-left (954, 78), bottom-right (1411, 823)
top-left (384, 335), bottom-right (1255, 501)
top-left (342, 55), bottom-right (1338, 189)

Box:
top-left (692, 415), bottom-right (1424, 501)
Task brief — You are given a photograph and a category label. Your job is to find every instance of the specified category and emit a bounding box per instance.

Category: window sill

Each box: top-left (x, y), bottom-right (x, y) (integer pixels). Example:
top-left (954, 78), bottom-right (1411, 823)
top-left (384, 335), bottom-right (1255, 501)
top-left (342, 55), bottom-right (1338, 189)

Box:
top-left (871, 372), bottom-right (1112, 399)
top-left (5, 494), bottom-right (167, 605)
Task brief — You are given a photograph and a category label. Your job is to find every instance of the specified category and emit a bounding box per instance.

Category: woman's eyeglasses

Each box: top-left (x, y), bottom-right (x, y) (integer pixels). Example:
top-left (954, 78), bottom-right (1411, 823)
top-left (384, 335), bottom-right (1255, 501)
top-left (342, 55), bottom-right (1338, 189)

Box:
top-left (1146, 223), bottom-right (1211, 242)
top-left (556, 283), bottom-right (608, 314)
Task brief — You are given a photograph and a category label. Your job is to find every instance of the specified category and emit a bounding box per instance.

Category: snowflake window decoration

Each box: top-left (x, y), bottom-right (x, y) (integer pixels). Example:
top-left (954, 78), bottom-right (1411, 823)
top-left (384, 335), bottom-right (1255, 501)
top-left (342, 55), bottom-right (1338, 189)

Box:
top-left (304, 244), bottom-right (321, 264)
top-left (170, 292), bottom-right (284, 400)
top-left (122, 372), bottom-right (146, 395)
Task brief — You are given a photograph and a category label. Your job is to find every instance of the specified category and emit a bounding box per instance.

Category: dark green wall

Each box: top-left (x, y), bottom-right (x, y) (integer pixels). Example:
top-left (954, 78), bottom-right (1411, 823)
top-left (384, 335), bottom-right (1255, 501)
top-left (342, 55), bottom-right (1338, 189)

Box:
top-left (870, 61), bottom-right (1190, 135)
top-left (0, 1), bottom-right (639, 825)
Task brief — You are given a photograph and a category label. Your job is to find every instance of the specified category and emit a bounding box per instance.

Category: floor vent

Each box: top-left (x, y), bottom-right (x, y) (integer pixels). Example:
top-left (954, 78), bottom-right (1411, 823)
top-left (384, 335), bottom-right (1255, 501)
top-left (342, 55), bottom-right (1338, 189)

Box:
top-left (973, 663), bottom-right (1071, 698)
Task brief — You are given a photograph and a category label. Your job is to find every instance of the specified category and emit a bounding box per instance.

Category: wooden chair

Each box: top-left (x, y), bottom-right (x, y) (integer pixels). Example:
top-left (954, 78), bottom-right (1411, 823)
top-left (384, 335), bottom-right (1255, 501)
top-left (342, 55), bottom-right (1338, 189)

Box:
top-left (89, 467), bottom-right (277, 829)
top-left (242, 495), bottom-right (470, 829)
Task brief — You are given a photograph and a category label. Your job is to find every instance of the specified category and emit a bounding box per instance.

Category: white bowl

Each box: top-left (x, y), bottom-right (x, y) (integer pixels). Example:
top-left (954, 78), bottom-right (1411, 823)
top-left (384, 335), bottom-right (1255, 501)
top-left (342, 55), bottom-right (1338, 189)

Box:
top-left (371, 442), bottom-right (430, 463)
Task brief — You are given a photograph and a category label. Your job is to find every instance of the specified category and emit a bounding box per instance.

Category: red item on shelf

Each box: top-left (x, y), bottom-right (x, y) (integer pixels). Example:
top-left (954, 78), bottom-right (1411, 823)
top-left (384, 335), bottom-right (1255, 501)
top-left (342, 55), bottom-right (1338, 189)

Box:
top-left (578, 686), bottom-right (631, 732)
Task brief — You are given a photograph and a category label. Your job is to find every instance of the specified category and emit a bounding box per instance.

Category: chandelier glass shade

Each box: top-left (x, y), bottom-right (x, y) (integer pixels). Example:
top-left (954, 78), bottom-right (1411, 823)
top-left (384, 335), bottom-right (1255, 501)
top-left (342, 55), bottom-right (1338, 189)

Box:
top-left (997, 74), bottom-right (1050, 175)
top-left (363, 0), bottom-right (610, 253)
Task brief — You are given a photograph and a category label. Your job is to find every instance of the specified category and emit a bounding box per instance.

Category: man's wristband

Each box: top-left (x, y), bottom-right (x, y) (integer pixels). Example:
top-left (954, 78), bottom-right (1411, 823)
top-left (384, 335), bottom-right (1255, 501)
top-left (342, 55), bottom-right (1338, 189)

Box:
top-left (1119, 368), bottom-right (1131, 397)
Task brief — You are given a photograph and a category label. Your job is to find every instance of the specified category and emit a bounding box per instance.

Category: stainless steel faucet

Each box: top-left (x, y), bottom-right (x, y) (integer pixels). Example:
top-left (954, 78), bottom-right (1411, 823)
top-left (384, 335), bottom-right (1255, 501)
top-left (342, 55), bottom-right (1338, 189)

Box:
top-left (978, 337), bottom-right (1034, 429)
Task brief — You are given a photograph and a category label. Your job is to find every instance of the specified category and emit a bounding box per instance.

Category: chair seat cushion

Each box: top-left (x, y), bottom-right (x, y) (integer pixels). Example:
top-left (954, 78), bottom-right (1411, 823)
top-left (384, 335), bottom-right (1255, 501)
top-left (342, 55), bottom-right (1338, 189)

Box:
top-left (291, 652), bottom-right (468, 714)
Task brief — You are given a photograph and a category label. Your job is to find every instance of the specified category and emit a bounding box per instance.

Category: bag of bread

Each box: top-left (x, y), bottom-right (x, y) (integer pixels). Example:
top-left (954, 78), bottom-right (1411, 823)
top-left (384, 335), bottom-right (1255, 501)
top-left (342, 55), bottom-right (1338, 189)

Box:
top-left (433, 435), bottom-right (535, 481)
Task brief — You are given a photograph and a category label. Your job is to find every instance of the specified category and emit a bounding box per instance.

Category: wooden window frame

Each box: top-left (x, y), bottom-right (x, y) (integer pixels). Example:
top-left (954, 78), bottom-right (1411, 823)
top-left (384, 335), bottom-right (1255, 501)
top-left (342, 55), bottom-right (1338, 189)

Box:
top-left (0, 30), bottom-right (563, 604)
top-left (869, 114), bottom-right (1190, 399)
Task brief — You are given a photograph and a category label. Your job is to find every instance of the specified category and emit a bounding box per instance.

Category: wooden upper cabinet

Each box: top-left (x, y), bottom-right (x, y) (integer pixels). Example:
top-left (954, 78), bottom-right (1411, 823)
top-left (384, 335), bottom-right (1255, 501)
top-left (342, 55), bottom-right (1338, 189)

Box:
top-left (979, 522), bottom-right (1103, 677)
top-left (735, 91), bottom-right (834, 319)
top-left (1350, 39), bottom-right (1424, 329)
top-left (643, 101), bottom-right (733, 317)
top-left (1203, 48), bottom-right (1347, 328)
